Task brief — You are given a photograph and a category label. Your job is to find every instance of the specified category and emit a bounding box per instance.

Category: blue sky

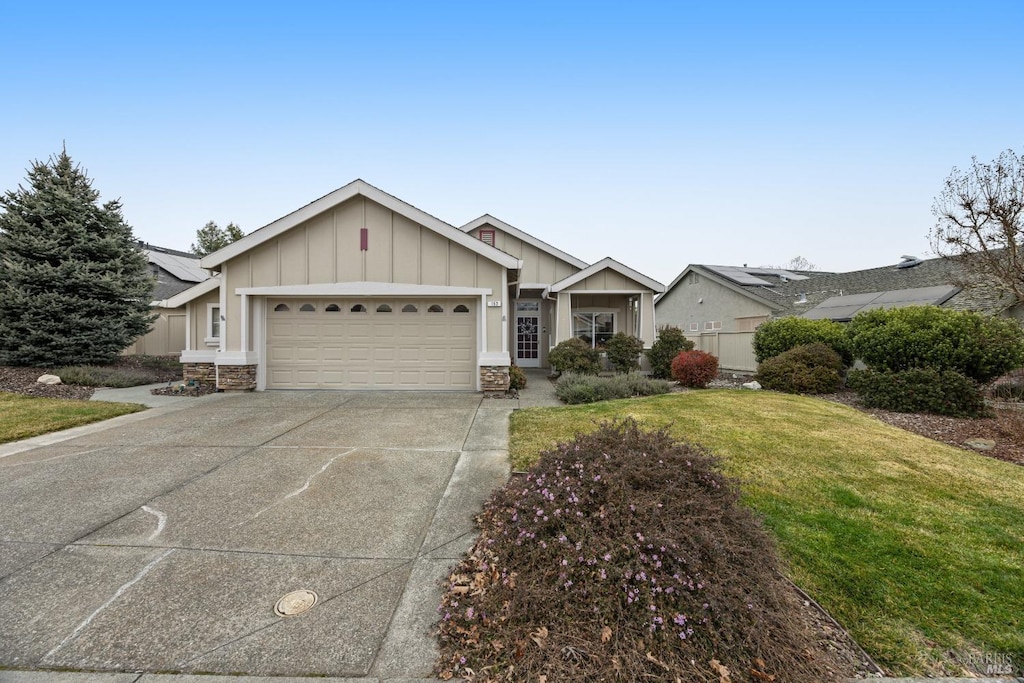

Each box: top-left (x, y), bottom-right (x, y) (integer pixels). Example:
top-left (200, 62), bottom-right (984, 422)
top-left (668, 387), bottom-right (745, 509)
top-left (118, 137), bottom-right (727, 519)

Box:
top-left (2, 1), bottom-right (1022, 285)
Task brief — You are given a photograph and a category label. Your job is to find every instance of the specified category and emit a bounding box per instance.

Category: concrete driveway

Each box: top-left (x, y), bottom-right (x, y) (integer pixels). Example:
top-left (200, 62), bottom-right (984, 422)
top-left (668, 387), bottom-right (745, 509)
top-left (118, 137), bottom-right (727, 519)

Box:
top-left (0, 390), bottom-right (511, 680)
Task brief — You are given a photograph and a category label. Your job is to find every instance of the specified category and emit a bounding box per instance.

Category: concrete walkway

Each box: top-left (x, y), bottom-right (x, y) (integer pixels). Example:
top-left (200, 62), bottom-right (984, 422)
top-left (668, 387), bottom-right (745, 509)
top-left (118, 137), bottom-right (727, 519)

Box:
top-left (90, 382), bottom-right (200, 408)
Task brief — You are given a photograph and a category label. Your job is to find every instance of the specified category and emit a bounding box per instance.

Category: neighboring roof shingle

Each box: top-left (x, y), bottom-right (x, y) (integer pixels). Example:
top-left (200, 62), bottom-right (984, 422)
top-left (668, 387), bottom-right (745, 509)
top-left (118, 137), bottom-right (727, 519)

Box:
top-left (663, 256), bottom-right (1018, 319)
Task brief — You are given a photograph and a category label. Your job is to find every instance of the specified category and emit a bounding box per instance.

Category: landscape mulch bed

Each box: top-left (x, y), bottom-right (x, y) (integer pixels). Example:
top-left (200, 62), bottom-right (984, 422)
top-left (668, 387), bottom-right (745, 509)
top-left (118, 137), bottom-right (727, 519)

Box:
top-left (0, 356), bottom-right (182, 401)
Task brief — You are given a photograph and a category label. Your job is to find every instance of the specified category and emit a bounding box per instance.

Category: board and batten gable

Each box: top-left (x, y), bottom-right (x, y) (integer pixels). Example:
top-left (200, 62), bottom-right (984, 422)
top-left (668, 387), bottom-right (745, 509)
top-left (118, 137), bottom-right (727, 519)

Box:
top-left (217, 194), bottom-right (506, 354)
top-left (655, 269), bottom-right (776, 334)
top-left (465, 223), bottom-right (581, 286)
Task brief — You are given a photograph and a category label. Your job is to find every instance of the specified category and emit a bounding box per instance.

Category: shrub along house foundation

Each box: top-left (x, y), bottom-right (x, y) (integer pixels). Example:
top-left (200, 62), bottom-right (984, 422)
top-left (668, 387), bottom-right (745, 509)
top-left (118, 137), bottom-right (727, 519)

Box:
top-left (163, 180), bottom-right (664, 392)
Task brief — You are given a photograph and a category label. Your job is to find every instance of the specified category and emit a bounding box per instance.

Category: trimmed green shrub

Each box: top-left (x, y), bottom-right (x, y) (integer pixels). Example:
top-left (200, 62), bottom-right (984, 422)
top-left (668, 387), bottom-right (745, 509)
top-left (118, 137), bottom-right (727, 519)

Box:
top-left (756, 342), bottom-right (844, 394)
top-left (555, 372), bottom-right (671, 404)
top-left (603, 332), bottom-right (644, 374)
top-left (647, 325), bottom-right (695, 379)
top-left (847, 306), bottom-right (1024, 383)
top-left (508, 364), bottom-right (527, 391)
top-left (753, 316), bottom-right (853, 365)
top-left (847, 368), bottom-right (988, 418)
top-left (548, 337), bottom-right (602, 375)
top-left (671, 349), bottom-right (719, 388)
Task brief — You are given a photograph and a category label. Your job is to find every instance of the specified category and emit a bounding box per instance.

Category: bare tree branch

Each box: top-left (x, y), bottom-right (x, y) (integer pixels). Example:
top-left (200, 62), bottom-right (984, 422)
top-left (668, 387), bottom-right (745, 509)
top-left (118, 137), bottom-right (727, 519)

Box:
top-left (930, 148), bottom-right (1024, 303)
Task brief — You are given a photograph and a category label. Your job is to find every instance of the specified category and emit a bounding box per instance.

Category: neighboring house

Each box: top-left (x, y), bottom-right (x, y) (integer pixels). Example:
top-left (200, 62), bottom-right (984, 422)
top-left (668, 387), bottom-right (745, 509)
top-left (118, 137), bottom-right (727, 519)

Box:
top-left (123, 245), bottom-right (211, 356)
top-left (656, 256), bottom-right (1024, 371)
top-left (165, 180), bottom-right (664, 391)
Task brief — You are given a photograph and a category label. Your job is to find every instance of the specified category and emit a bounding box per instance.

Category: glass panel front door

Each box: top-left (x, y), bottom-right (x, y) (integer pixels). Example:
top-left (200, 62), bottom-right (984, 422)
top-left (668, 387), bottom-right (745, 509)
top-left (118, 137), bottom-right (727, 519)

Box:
top-left (516, 314), bottom-right (540, 367)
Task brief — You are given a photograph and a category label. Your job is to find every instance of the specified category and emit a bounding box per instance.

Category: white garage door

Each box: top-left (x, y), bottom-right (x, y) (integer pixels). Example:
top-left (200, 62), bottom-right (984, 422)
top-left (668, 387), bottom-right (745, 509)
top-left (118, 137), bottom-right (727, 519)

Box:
top-left (266, 298), bottom-right (477, 389)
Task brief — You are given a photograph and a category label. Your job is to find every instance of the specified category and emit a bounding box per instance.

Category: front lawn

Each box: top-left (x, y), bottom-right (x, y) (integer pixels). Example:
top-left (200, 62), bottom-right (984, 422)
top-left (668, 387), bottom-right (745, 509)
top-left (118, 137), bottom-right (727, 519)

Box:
top-left (0, 392), bottom-right (144, 443)
top-left (509, 390), bottom-right (1024, 675)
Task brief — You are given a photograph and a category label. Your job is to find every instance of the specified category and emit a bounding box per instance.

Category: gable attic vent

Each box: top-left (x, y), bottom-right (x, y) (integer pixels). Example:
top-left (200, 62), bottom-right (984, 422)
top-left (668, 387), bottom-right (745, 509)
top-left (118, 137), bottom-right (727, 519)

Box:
top-left (896, 255), bottom-right (923, 269)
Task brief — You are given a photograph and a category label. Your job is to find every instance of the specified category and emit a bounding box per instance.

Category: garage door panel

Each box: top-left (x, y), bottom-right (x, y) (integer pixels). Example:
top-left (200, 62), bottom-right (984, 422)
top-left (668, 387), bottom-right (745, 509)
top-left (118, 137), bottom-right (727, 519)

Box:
top-left (267, 298), bottom-right (476, 389)
top-left (398, 347), bottom-right (422, 362)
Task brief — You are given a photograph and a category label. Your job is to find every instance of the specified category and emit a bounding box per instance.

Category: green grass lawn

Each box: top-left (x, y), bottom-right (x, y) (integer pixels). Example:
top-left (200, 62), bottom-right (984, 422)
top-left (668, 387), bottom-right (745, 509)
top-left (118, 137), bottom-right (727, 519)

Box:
top-left (509, 390), bottom-right (1024, 675)
top-left (0, 392), bottom-right (144, 443)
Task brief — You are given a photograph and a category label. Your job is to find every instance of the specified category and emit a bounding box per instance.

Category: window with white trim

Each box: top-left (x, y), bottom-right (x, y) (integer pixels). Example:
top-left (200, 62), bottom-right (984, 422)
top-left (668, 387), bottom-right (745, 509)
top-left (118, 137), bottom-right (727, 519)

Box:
top-left (206, 304), bottom-right (221, 345)
top-left (573, 312), bottom-right (614, 348)
top-left (704, 320), bottom-right (722, 331)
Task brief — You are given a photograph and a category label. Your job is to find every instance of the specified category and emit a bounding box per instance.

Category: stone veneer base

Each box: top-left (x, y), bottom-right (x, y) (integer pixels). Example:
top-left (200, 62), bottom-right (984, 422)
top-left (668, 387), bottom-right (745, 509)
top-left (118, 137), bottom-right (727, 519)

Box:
top-left (480, 365), bottom-right (511, 393)
top-left (217, 364), bottom-right (257, 391)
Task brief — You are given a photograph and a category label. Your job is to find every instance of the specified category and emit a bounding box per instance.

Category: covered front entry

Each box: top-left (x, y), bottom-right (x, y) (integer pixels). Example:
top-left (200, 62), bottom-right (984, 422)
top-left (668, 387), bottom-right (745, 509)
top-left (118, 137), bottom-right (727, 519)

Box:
top-left (266, 297), bottom-right (477, 389)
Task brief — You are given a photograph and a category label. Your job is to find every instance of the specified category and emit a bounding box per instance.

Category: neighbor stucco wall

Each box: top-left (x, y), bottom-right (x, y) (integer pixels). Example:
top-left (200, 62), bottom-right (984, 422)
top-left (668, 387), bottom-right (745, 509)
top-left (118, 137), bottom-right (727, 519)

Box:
top-left (656, 271), bottom-right (774, 334)
top-left (468, 225), bottom-right (580, 285)
top-left (220, 196), bottom-right (505, 354)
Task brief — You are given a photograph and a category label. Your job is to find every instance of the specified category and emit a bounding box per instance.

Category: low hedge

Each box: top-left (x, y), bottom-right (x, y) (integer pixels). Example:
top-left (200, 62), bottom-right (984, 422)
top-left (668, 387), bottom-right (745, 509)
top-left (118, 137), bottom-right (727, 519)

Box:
top-left (555, 372), bottom-right (672, 404)
top-left (847, 368), bottom-right (988, 418)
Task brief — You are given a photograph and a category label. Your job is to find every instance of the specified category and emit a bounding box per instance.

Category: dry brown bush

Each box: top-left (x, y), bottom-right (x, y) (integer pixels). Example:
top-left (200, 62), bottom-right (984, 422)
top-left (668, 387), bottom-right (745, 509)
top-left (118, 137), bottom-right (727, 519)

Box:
top-left (436, 419), bottom-right (849, 682)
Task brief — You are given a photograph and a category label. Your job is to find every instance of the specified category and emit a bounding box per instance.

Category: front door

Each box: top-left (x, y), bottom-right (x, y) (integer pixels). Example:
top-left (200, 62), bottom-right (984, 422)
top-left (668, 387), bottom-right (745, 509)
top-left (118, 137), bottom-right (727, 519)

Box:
top-left (515, 300), bottom-right (541, 368)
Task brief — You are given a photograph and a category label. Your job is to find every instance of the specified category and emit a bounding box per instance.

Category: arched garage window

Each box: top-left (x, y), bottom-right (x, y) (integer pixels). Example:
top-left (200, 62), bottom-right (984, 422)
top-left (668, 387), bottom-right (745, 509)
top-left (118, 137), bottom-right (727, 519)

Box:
top-left (376, 304), bottom-right (393, 313)
top-left (299, 303), bottom-right (316, 312)
top-left (350, 304), bottom-right (367, 313)
top-left (402, 304), bottom-right (418, 313)
top-left (273, 303), bottom-right (290, 312)
top-left (325, 304), bottom-right (341, 312)
top-left (454, 304), bottom-right (469, 313)
top-left (428, 304), bottom-right (444, 313)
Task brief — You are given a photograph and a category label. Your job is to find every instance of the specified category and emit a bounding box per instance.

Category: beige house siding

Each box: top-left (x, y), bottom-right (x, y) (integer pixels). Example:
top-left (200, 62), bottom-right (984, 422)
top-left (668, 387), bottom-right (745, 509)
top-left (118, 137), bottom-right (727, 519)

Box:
top-left (123, 307), bottom-right (186, 356)
top-left (219, 196), bottom-right (505, 355)
top-left (656, 271), bottom-right (775, 334)
top-left (563, 271), bottom-right (648, 292)
top-left (466, 226), bottom-right (580, 285)
top-left (186, 289), bottom-right (221, 350)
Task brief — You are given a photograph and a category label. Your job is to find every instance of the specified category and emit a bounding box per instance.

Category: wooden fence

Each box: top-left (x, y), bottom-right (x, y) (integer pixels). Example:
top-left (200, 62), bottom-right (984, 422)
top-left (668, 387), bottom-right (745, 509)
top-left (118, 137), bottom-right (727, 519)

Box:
top-left (686, 331), bottom-right (757, 373)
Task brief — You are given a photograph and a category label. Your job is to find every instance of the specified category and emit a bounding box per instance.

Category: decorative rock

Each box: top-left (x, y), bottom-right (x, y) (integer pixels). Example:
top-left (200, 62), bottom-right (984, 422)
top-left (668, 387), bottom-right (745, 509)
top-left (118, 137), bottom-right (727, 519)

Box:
top-left (964, 438), bottom-right (996, 451)
top-left (36, 374), bottom-right (62, 385)
top-left (742, 380), bottom-right (762, 390)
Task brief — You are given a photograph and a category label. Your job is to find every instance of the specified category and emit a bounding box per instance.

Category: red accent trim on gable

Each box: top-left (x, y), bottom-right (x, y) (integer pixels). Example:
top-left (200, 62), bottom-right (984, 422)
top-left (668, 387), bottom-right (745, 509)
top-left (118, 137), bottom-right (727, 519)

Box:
top-left (360, 228), bottom-right (368, 251)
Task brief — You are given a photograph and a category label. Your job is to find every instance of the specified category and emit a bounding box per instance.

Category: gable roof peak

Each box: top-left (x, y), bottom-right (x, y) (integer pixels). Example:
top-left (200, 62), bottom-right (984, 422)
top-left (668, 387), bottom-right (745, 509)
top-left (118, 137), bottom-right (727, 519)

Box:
top-left (199, 180), bottom-right (520, 270)
top-left (460, 214), bottom-right (590, 270)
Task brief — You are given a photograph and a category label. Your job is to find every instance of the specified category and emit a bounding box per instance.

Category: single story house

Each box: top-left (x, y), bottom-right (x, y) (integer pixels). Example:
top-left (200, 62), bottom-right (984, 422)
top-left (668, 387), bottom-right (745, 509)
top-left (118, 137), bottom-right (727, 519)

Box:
top-left (123, 245), bottom-right (210, 356)
top-left (656, 255), bottom-right (1024, 334)
top-left (165, 180), bottom-right (664, 391)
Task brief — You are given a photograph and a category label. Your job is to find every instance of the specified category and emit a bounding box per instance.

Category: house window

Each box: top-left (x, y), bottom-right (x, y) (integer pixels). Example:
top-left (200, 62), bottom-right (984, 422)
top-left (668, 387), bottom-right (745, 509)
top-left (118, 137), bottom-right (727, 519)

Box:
top-left (206, 304), bottom-right (221, 346)
top-left (573, 312), bottom-right (614, 348)
top-left (478, 229), bottom-right (495, 246)
top-left (704, 321), bottom-right (721, 331)
top-left (689, 322), bottom-right (699, 332)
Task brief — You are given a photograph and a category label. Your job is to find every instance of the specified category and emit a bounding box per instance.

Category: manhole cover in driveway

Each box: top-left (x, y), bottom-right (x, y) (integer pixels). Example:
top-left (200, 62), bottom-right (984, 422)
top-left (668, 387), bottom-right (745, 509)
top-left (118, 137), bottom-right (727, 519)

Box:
top-left (274, 589), bottom-right (318, 616)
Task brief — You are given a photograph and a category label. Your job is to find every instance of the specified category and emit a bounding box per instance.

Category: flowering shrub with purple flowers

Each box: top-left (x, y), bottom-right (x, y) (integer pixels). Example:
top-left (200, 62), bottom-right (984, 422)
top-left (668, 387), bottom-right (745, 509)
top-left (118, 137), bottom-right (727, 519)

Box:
top-left (436, 419), bottom-right (846, 681)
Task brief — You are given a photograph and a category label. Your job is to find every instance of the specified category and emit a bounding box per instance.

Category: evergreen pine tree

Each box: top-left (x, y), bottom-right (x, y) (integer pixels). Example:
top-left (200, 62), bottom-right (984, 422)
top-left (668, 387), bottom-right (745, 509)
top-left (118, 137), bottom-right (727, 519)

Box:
top-left (0, 149), bottom-right (155, 366)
